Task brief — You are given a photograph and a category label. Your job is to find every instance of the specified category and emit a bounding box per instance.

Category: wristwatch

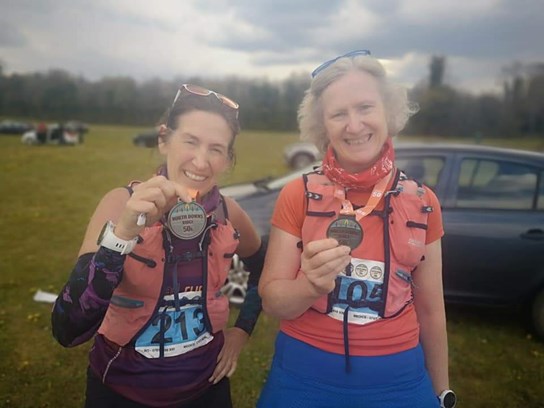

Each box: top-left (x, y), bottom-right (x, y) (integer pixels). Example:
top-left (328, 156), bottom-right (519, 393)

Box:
top-left (438, 389), bottom-right (457, 408)
top-left (97, 221), bottom-right (138, 255)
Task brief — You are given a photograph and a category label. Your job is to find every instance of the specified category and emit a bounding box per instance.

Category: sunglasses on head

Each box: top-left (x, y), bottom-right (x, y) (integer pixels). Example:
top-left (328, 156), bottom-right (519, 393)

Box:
top-left (171, 84), bottom-right (239, 112)
top-left (311, 49), bottom-right (371, 78)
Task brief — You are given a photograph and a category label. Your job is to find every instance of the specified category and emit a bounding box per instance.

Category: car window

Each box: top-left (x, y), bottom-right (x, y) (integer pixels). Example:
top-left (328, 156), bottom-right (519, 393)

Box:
top-left (456, 158), bottom-right (538, 210)
top-left (395, 157), bottom-right (445, 189)
top-left (538, 171), bottom-right (544, 210)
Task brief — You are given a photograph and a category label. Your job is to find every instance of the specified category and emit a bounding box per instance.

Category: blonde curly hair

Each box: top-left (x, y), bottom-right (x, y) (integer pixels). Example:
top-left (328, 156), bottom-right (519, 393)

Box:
top-left (298, 55), bottom-right (419, 153)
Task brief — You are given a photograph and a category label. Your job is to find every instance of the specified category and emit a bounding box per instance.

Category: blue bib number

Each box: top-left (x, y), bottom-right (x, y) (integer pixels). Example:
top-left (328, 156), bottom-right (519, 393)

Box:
top-left (328, 258), bottom-right (385, 325)
top-left (135, 293), bottom-right (213, 358)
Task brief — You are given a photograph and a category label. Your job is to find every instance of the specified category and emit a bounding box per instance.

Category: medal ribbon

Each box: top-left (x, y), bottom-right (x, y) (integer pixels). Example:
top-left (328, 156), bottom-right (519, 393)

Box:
top-left (187, 189), bottom-right (199, 202)
top-left (334, 171), bottom-right (392, 222)
top-left (176, 188), bottom-right (214, 216)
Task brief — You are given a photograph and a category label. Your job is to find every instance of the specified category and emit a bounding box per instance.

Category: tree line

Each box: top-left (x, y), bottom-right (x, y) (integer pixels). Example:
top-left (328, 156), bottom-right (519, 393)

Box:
top-left (0, 58), bottom-right (543, 138)
top-left (408, 57), bottom-right (544, 139)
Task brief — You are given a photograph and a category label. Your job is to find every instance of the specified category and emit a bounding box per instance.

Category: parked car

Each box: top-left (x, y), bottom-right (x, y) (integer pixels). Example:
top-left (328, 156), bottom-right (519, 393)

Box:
top-left (65, 120), bottom-right (90, 143)
top-left (221, 143), bottom-right (544, 338)
top-left (133, 129), bottom-right (159, 147)
top-left (0, 120), bottom-right (34, 135)
top-left (284, 141), bottom-right (321, 169)
top-left (21, 123), bottom-right (82, 145)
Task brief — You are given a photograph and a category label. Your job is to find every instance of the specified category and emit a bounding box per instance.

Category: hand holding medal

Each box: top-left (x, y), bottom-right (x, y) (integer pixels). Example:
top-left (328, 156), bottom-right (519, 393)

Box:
top-left (135, 186), bottom-right (204, 240)
top-left (300, 238), bottom-right (352, 296)
top-left (120, 175), bottom-right (193, 229)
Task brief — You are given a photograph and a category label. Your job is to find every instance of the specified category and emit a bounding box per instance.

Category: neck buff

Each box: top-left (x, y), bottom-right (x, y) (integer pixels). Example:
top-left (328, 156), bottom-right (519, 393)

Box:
top-left (322, 137), bottom-right (395, 190)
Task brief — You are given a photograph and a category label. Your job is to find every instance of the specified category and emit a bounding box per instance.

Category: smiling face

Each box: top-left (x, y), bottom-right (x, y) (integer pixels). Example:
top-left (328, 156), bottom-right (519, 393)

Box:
top-left (159, 110), bottom-right (233, 195)
top-left (321, 70), bottom-right (389, 173)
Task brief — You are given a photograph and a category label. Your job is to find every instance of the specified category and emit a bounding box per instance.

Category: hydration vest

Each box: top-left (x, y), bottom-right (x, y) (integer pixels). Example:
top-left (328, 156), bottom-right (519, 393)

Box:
top-left (300, 168), bottom-right (432, 324)
top-left (98, 198), bottom-right (239, 347)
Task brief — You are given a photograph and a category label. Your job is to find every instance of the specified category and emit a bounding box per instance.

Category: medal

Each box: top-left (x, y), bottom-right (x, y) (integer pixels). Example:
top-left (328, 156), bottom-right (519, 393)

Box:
top-left (167, 199), bottom-right (207, 240)
top-left (327, 172), bottom-right (393, 250)
top-left (327, 215), bottom-right (363, 249)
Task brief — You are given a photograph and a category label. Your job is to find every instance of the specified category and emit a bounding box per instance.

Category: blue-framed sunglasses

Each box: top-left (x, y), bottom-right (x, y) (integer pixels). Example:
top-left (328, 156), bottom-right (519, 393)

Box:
top-left (311, 49), bottom-right (371, 78)
top-left (171, 84), bottom-right (239, 111)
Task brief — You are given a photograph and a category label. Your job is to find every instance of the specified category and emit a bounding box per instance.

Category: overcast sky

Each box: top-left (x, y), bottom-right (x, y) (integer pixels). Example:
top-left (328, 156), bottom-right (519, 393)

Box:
top-left (1, 0), bottom-right (542, 94)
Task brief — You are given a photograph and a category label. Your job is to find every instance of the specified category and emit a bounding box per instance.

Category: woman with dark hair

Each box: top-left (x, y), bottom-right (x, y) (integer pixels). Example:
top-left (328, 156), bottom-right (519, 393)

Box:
top-left (52, 84), bottom-right (264, 408)
top-left (258, 52), bottom-right (455, 408)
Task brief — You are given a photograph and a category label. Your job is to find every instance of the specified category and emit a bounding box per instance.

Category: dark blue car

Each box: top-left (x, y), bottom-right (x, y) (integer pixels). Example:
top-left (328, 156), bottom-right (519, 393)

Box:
top-left (0, 120), bottom-right (34, 135)
top-left (221, 143), bottom-right (544, 339)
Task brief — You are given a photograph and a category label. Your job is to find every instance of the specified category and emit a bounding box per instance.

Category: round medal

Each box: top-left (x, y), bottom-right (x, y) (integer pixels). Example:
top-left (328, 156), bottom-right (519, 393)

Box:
top-left (167, 200), bottom-right (207, 240)
top-left (326, 215), bottom-right (363, 249)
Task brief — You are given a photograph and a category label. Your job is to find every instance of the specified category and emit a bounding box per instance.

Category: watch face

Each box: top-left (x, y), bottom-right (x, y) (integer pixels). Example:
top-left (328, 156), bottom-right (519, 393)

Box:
top-left (443, 391), bottom-right (457, 408)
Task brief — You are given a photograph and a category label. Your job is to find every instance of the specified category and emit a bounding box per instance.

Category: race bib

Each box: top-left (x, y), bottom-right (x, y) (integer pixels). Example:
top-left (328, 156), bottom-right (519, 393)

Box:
top-left (328, 258), bottom-right (385, 325)
top-left (135, 291), bottom-right (213, 358)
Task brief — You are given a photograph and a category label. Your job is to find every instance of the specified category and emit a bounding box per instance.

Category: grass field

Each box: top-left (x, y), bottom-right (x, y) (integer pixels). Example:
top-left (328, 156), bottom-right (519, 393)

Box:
top-left (0, 126), bottom-right (543, 408)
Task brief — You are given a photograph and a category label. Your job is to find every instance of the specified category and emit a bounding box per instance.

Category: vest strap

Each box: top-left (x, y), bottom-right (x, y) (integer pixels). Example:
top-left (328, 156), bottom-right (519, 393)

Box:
top-left (406, 221), bottom-right (428, 230)
top-left (167, 251), bottom-right (205, 263)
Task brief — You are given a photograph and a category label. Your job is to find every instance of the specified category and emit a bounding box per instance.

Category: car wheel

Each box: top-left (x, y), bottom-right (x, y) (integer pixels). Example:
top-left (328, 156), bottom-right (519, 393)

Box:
top-left (146, 141), bottom-right (156, 148)
top-left (531, 288), bottom-right (544, 340)
top-left (290, 153), bottom-right (314, 170)
top-left (221, 254), bottom-right (249, 305)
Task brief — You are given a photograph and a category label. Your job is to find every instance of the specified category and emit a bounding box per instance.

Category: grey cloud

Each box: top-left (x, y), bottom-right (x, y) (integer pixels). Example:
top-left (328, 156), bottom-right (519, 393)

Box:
top-left (0, 20), bottom-right (26, 46)
top-left (0, 0), bottom-right (541, 93)
top-left (360, 0), bottom-right (402, 15)
top-left (367, 0), bottom-right (544, 61)
top-left (225, 0), bottom-right (343, 27)
top-left (208, 0), bottom-right (543, 69)
top-left (194, 0), bottom-right (343, 25)
top-left (201, 0), bottom-right (345, 52)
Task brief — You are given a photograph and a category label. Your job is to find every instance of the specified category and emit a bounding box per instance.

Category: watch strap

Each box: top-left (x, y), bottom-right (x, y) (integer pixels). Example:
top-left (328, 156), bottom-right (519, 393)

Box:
top-left (98, 221), bottom-right (138, 255)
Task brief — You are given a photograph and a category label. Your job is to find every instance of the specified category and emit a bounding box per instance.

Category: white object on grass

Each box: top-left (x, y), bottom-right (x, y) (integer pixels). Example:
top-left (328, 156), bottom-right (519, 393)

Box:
top-left (33, 289), bottom-right (58, 303)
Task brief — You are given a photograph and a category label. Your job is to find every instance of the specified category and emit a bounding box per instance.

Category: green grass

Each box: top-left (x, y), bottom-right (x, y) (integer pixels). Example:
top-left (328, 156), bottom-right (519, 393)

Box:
top-left (0, 127), bottom-right (543, 407)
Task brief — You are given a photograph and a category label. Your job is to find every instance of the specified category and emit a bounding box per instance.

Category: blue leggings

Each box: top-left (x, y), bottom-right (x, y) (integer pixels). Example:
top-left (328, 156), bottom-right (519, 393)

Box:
top-left (257, 332), bottom-right (439, 408)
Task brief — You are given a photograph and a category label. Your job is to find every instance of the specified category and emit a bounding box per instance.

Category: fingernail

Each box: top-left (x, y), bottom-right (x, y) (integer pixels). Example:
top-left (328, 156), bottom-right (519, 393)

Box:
top-left (136, 213), bottom-right (146, 226)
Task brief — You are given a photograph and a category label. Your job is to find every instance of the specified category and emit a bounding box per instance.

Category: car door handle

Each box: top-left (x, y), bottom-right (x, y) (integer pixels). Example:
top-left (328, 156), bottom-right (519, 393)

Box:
top-left (520, 229), bottom-right (544, 240)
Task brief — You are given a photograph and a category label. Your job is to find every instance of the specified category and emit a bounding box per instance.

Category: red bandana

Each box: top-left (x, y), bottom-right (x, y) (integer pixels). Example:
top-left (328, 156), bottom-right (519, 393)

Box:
top-left (322, 137), bottom-right (395, 190)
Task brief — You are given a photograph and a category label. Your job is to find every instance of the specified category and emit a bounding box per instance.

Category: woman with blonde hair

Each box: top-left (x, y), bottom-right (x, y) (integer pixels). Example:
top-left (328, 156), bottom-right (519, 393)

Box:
top-left (257, 51), bottom-right (455, 408)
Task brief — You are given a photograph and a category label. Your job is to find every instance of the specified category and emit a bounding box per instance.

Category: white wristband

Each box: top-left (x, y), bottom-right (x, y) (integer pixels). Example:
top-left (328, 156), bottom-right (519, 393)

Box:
top-left (97, 221), bottom-right (138, 255)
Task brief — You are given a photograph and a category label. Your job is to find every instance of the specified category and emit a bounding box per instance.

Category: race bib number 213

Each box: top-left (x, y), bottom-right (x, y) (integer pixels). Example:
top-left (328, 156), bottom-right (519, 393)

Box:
top-left (135, 291), bottom-right (213, 358)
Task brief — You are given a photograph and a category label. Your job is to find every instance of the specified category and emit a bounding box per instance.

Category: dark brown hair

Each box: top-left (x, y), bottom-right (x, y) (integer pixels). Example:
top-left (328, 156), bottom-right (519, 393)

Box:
top-left (159, 93), bottom-right (240, 161)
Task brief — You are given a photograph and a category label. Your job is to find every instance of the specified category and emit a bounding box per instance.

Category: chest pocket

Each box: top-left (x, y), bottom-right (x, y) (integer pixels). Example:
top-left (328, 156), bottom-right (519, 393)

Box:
top-left (304, 174), bottom-right (338, 217)
top-left (388, 186), bottom-right (429, 269)
top-left (207, 221), bottom-right (239, 290)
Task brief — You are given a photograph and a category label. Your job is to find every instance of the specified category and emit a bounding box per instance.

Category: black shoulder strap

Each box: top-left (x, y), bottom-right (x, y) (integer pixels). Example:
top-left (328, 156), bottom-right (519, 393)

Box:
top-left (123, 181), bottom-right (142, 196)
top-left (124, 185), bottom-right (134, 196)
top-left (212, 194), bottom-right (229, 224)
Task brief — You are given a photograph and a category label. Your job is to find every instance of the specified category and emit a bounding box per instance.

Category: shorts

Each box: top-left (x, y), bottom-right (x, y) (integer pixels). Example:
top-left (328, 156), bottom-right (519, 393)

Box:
top-left (85, 366), bottom-right (233, 408)
top-left (257, 331), bottom-right (439, 408)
